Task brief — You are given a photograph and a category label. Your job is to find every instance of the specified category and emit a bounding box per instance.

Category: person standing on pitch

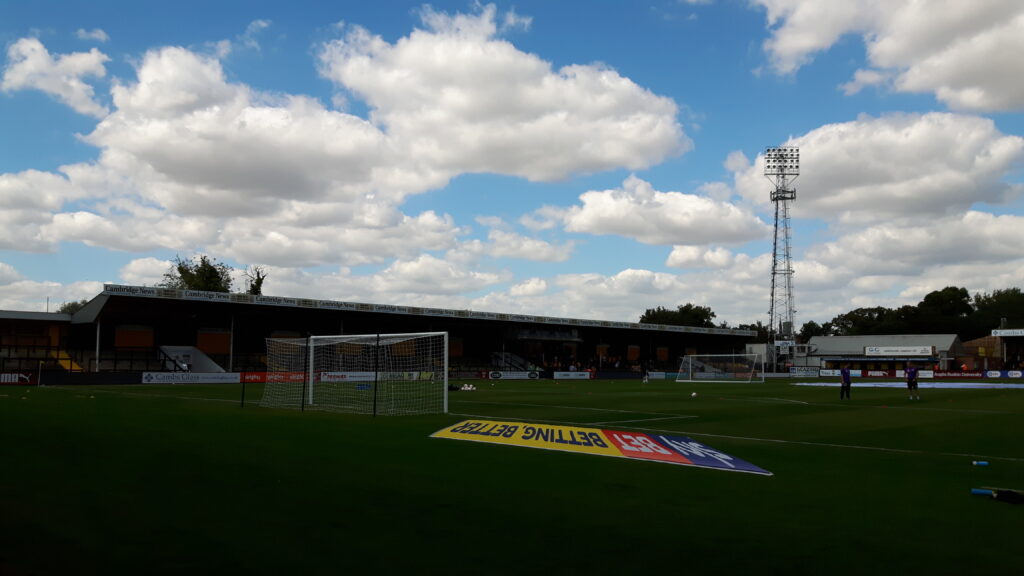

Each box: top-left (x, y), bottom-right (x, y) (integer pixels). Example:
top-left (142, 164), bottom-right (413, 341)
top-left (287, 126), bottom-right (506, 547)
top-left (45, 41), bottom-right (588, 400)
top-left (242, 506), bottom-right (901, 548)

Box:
top-left (905, 362), bottom-right (920, 400)
top-left (839, 363), bottom-right (852, 400)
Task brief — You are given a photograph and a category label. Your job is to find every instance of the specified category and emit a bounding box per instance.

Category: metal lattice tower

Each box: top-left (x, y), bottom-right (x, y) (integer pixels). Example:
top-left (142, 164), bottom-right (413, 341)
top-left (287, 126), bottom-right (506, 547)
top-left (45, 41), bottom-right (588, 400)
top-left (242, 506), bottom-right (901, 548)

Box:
top-left (764, 146), bottom-right (799, 365)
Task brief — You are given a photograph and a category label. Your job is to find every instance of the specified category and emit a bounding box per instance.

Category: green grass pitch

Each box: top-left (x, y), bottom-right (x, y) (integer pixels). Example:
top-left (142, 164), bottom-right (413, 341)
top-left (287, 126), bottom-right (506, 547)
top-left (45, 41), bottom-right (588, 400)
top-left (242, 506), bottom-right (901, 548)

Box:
top-left (2, 379), bottom-right (1022, 575)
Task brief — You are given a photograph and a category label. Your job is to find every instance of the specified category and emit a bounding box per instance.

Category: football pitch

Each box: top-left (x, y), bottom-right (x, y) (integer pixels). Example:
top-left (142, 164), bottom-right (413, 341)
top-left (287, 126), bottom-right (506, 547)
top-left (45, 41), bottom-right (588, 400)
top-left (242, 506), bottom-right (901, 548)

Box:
top-left (2, 379), bottom-right (1022, 575)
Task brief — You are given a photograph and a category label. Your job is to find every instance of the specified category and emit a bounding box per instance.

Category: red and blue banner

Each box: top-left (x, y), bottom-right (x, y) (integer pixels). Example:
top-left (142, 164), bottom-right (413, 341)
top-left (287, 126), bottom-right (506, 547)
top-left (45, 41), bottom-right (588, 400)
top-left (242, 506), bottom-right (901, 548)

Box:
top-left (431, 420), bottom-right (771, 475)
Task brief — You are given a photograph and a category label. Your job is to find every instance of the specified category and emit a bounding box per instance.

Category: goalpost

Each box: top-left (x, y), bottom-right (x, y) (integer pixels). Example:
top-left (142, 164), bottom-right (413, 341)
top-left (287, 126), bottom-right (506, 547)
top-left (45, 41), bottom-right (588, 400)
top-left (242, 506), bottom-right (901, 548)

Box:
top-left (676, 353), bottom-right (764, 383)
top-left (261, 332), bottom-right (448, 415)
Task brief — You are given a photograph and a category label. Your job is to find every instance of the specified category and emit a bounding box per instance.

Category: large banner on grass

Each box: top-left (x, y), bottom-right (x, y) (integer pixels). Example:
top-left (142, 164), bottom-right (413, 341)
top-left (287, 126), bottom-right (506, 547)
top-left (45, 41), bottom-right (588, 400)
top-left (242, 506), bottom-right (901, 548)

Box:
top-left (432, 420), bottom-right (771, 475)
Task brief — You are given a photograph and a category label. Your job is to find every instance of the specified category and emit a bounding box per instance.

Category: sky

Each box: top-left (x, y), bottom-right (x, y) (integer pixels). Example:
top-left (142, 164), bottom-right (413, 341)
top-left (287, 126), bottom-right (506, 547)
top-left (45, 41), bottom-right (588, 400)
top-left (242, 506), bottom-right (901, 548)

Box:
top-left (1, 0), bottom-right (1023, 329)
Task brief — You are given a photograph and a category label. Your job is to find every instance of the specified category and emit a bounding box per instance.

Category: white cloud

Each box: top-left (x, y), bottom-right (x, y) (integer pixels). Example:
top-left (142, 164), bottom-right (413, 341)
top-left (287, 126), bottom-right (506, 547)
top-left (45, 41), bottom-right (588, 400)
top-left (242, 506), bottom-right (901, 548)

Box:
top-left (563, 175), bottom-right (770, 245)
top-left (318, 4), bottom-right (688, 181)
top-left (259, 253), bottom-right (509, 304)
top-left (0, 169), bottom-right (86, 252)
top-left (485, 229), bottom-right (574, 262)
top-left (733, 112), bottom-right (1024, 224)
top-left (666, 246), bottom-right (734, 268)
top-left (500, 8), bottom-right (533, 33)
top-left (755, 0), bottom-right (878, 75)
top-left (509, 277), bottom-right (547, 297)
top-left (0, 262), bottom-right (24, 284)
top-left (754, 0), bottom-right (1024, 111)
top-left (519, 206), bottom-right (563, 231)
top-left (723, 150), bottom-right (750, 173)
top-left (6, 6), bottom-right (685, 286)
top-left (240, 19), bottom-right (271, 50)
top-left (213, 208), bottom-right (462, 267)
top-left (108, 47), bottom-right (240, 117)
top-left (809, 212), bottom-right (1024, 273)
top-left (1, 37), bottom-right (110, 117)
top-left (76, 28), bottom-right (110, 43)
top-left (119, 257), bottom-right (171, 286)
top-left (0, 266), bottom-right (102, 312)
top-left (840, 68), bottom-right (890, 95)
top-left (370, 253), bottom-right (508, 295)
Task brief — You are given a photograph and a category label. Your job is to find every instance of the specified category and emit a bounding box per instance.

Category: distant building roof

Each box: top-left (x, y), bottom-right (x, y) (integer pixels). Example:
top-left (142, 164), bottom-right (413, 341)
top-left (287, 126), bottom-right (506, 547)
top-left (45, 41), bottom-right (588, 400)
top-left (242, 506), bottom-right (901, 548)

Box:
top-left (807, 334), bottom-right (965, 356)
top-left (0, 310), bottom-right (71, 322)
top-left (87, 284), bottom-right (756, 337)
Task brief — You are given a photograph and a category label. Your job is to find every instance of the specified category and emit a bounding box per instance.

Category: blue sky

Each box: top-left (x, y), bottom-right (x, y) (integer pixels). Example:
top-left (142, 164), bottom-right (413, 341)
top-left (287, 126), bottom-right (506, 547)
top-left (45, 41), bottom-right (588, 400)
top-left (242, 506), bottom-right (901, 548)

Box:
top-left (2, 0), bottom-right (1023, 328)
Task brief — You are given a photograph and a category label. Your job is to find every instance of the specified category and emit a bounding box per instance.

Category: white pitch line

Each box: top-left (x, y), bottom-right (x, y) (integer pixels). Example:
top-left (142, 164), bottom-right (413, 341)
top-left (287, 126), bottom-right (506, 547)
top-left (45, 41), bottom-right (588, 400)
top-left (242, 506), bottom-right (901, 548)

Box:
top-left (446, 411), bottom-right (1024, 463)
top-left (590, 415), bottom-right (698, 425)
top-left (454, 399), bottom-right (685, 417)
top-left (47, 386), bottom-right (237, 404)
top-left (620, 425), bottom-right (1024, 463)
top-left (719, 396), bottom-right (808, 405)
top-left (447, 412), bottom-right (696, 428)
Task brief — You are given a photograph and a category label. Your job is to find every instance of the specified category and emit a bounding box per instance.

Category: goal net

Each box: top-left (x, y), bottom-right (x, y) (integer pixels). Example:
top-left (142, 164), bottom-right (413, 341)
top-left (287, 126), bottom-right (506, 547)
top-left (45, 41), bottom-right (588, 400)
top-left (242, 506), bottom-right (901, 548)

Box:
top-left (676, 354), bottom-right (764, 383)
top-left (261, 332), bottom-right (448, 415)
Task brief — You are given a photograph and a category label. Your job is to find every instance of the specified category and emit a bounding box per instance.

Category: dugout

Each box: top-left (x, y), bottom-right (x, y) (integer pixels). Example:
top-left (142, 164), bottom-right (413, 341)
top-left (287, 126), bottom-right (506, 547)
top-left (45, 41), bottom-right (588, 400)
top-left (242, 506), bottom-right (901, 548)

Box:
top-left (5, 284), bottom-right (755, 383)
top-left (990, 329), bottom-right (1024, 370)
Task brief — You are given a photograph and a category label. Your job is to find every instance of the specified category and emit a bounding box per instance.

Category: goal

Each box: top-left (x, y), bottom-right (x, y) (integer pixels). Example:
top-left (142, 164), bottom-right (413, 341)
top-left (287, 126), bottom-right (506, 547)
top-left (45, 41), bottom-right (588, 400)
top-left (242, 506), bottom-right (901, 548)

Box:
top-left (676, 354), bottom-right (764, 383)
top-left (261, 332), bottom-right (448, 415)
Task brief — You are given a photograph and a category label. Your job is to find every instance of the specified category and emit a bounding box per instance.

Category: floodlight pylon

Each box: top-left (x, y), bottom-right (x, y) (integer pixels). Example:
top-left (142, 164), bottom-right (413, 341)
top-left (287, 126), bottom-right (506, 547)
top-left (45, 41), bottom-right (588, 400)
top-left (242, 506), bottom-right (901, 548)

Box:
top-left (764, 146), bottom-right (799, 371)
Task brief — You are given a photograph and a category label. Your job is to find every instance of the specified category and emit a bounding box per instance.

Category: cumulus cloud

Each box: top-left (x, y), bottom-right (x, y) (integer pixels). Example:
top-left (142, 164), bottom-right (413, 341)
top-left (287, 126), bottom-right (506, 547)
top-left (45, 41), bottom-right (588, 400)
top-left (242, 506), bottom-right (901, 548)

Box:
top-left (733, 112), bottom-right (1024, 224)
top-left (369, 253), bottom-right (508, 295)
top-left (119, 257), bottom-right (172, 286)
top-left (0, 169), bottom-right (87, 252)
top-left (484, 229), bottom-right (574, 261)
top-left (0, 263), bottom-right (102, 311)
top-left (1, 37), bottom-right (110, 117)
top-left (529, 264), bottom-right (772, 325)
top-left (0, 262), bottom-right (24, 284)
top-left (563, 175), bottom-right (770, 245)
top-left (318, 3), bottom-right (688, 181)
top-left (2, 6), bottom-right (684, 299)
top-left (666, 246), bottom-right (735, 268)
top-left (212, 208), bottom-right (462, 267)
top-left (839, 68), bottom-right (890, 95)
top-left (258, 253), bottom-right (510, 305)
top-left (809, 212), bottom-right (1024, 274)
top-left (754, 0), bottom-right (1024, 111)
top-left (509, 277), bottom-right (547, 297)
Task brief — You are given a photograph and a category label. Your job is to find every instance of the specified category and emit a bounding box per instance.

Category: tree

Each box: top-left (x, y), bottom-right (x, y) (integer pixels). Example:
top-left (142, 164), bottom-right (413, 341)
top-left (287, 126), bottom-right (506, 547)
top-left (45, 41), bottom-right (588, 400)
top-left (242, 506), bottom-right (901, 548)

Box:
top-left (57, 299), bottom-right (90, 314)
top-left (909, 286), bottom-right (972, 335)
top-left (826, 306), bottom-right (897, 336)
top-left (159, 255), bottom-right (233, 292)
top-left (971, 288), bottom-right (1024, 335)
top-left (639, 303), bottom-right (717, 327)
top-left (244, 265), bottom-right (267, 295)
top-left (919, 286), bottom-right (972, 318)
top-left (798, 320), bottom-right (826, 342)
top-left (736, 321), bottom-right (770, 342)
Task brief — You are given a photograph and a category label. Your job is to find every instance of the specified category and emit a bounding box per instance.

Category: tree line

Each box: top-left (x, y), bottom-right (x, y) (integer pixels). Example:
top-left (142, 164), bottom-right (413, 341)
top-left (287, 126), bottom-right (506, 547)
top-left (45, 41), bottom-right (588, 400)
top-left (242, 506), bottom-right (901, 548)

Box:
top-left (640, 286), bottom-right (1024, 341)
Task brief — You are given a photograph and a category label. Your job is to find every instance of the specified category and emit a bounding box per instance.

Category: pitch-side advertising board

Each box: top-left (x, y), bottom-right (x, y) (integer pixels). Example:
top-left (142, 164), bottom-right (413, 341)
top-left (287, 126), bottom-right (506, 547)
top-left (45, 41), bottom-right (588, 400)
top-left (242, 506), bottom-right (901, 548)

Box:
top-left (432, 419), bottom-right (771, 475)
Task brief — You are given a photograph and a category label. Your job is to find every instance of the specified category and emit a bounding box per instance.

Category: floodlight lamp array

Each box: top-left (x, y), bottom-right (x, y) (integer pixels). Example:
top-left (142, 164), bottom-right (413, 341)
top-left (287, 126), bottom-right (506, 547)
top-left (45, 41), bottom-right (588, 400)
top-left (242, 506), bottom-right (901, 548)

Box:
top-left (764, 146), bottom-right (800, 176)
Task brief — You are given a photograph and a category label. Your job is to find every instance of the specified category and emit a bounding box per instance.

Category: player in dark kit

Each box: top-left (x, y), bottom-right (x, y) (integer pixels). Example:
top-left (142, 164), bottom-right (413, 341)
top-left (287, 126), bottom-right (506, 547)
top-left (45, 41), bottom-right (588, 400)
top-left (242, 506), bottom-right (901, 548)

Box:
top-left (905, 363), bottom-right (920, 400)
top-left (839, 363), bottom-right (852, 400)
